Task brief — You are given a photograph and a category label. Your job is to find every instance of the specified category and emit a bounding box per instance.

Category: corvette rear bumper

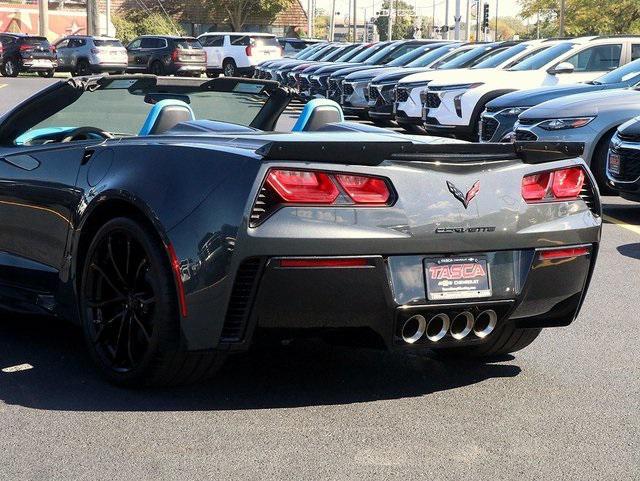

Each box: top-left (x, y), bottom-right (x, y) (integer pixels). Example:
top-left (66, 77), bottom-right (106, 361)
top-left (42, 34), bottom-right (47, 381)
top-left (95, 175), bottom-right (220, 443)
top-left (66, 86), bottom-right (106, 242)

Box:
top-left (226, 245), bottom-right (597, 351)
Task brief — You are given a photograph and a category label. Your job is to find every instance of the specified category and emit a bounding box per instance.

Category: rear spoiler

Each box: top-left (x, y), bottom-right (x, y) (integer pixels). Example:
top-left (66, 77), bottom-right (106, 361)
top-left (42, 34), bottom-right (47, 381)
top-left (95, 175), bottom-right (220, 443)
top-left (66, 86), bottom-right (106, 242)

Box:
top-left (256, 141), bottom-right (585, 165)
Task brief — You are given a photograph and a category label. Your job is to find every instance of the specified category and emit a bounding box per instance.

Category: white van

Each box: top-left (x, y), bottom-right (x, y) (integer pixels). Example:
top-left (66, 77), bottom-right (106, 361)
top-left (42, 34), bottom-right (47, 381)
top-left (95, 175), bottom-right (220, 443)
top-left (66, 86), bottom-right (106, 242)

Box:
top-left (197, 32), bottom-right (283, 78)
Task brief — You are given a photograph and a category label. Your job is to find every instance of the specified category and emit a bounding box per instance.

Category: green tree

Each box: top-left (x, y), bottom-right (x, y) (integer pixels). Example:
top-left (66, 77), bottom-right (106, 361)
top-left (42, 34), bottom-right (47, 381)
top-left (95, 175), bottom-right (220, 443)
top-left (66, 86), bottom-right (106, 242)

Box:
top-left (374, 0), bottom-right (416, 40)
top-left (519, 0), bottom-right (640, 35)
top-left (112, 11), bottom-right (183, 44)
top-left (211, 0), bottom-right (292, 31)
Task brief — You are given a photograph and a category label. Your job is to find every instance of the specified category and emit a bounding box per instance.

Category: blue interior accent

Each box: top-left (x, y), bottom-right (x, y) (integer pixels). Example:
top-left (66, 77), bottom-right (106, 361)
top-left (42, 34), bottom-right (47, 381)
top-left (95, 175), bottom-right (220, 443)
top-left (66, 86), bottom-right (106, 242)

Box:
top-left (139, 99), bottom-right (195, 136)
top-left (15, 127), bottom-right (75, 145)
top-left (292, 99), bottom-right (344, 132)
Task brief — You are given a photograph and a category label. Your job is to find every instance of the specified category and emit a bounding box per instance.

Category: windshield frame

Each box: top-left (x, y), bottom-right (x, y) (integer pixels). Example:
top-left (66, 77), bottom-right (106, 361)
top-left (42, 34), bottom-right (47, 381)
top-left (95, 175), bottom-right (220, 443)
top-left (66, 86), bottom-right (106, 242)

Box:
top-left (507, 42), bottom-right (577, 71)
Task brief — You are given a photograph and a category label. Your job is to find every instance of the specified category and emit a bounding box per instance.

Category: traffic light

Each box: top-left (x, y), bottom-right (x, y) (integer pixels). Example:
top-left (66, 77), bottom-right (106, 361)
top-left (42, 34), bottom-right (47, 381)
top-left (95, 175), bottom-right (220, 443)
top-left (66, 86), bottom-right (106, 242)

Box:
top-left (482, 3), bottom-right (490, 29)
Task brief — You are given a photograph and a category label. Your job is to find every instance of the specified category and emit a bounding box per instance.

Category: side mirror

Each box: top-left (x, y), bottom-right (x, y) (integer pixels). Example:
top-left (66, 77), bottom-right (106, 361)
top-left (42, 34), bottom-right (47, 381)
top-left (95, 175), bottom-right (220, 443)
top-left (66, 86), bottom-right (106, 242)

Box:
top-left (549, 62), bottom-right (575, 75)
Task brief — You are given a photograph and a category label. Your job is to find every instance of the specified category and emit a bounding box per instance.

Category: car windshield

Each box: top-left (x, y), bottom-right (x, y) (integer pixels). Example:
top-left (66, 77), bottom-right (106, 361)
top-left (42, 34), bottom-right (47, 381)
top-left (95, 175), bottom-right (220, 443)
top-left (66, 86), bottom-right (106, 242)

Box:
top-left (335, 45), bottom-right (366, 62)
top-left (22, 36), bottom-right (50, 47)
top-left (471, 43), bottom-right (527, 69)
top-left (174, 38), bottom-right (202, 49)
top-left (508, 42), bottom-right (576, 71)
top-left (310, 45), bottom-right (339, 60)
top-left (250, 36), bottom-right (280, 48)
top-left (295, 44), bottom-right (325, 59)
top-left (596, 58), bottom-right (640, 84)
top-left (93, 39), bottom-right (123, 48)
top-left (349, 43), bottom-right (387, 63)
top-left (363, 43), bottom-right (399, 65)
top-left (406, 44), bottom-right (460, 68)
top-left (386, 46), bottom-right (436, 67)
top-left (325, 46), bottom-right (353, 62)
top-left (15, 78), bottom-right (275, 143)
top-left (438, 45), bottom-right (498, 69)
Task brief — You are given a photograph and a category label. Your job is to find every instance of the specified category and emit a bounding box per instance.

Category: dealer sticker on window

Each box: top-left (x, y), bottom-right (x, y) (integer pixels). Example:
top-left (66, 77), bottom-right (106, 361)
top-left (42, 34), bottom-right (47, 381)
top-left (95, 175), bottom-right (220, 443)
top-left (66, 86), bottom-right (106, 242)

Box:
top-left (424, 257), bottom-right (492, 300)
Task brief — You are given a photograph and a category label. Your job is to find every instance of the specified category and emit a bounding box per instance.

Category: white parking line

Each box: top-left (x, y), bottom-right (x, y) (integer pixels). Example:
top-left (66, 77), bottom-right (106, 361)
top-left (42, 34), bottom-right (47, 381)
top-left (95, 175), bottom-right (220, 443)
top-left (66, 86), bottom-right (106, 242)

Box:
top-left (603, 214), bottom-right (640, 235)
top-left (2, 363), bottom-right (33, 373)
top-left (0, 84), bottom-right (7, 89)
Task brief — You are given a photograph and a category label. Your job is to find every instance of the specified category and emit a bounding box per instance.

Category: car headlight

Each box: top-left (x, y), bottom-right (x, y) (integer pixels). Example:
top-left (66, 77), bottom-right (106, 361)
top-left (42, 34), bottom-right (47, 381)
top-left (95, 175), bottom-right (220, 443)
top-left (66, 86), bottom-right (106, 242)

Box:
top-left (538, 117), bottom-right (595, 130)
top-left (499, 106), bottom-right (530, 117)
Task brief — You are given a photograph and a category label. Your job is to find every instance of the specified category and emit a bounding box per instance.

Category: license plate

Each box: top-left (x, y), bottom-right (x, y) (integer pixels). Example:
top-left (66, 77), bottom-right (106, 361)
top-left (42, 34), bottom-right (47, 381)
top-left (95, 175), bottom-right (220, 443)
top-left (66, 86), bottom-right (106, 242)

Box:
top-left (608, 152), bottom-right (621, 175)
top-left (425, 257), bottom-right (492, 300)
top-left (33, 59), bottom-right (50, 66)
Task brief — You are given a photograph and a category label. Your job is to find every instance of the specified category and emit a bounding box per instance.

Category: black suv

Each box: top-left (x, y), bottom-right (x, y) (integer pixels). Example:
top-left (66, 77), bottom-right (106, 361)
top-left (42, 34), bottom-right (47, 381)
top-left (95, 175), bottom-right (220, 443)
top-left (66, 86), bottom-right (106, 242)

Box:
top-left (126, 36), bottom-right (206, 76)
top-left (0, 33), bottom-right (57, 77)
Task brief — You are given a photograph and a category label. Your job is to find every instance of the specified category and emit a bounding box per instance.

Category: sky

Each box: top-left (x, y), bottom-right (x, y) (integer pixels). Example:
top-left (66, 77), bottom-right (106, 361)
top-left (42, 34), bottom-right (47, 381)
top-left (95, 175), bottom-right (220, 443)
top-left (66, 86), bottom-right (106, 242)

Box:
top-left (311, 0), bottom-right (523, 27)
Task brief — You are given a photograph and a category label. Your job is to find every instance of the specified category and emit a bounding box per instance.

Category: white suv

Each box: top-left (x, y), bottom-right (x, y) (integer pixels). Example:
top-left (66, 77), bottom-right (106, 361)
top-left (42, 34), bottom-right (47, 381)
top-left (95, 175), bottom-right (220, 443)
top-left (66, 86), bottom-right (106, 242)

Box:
top-left (198, 32), bottom-right (282, 78)
top-left (422, 36), bottom-right (640, 140)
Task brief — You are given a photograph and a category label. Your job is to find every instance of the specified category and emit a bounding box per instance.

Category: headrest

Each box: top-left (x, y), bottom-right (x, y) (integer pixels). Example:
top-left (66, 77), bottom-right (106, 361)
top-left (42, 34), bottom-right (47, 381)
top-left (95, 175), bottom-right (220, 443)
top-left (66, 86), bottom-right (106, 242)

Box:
top-left (292, 99), bottom-right (344, 132)
top-left (139, 99), bottom-right (195, 136)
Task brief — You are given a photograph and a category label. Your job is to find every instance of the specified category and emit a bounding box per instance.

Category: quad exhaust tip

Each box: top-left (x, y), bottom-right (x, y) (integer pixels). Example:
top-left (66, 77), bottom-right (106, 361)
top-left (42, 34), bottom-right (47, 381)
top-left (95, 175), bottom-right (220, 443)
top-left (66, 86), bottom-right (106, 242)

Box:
top-left (450, 311), bottom-right (474, 340)
top-left (401, 314), bottom-right (427, 344)
top-left (425, 313), bottom-right (450, 342)
top-left (473, 310), bottom-right (498, 338)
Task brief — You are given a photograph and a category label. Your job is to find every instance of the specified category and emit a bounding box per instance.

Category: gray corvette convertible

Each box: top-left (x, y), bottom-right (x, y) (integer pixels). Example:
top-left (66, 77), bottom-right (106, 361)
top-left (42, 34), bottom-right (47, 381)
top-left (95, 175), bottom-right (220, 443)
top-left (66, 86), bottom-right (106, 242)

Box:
top-left (0, 75), bottom-right (601, 386)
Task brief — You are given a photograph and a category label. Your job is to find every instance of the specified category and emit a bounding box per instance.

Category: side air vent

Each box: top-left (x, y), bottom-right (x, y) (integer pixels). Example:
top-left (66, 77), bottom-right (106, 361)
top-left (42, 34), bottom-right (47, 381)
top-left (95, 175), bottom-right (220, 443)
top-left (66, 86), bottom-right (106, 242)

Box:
top-left (580, 177), bottom-right (601, 216)
top-left (221, 258), bottom-right (263, 342)
top-left (249, 184), bottom-right (281, 227)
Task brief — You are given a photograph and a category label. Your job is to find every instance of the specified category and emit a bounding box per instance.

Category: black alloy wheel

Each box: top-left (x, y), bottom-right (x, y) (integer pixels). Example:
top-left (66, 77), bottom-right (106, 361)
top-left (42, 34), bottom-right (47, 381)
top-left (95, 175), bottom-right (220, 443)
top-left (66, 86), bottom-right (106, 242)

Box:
top-left (75, 59), bottom-right (90, 76)
top-left (150, 60), bottom-right (164, 76)
top-left (3, 58), bottom-right (18, 77)
top-left (223, 59), bottom-right (236, 77)
top-left (80, 217), bottom-right (223, 386)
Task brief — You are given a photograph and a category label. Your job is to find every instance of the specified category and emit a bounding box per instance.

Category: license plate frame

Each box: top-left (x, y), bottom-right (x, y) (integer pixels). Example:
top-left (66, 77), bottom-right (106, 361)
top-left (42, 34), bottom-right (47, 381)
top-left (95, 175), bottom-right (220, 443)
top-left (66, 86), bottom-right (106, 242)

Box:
top-left (424, 256), bottom-right (492, 301)
top-left (608, 151), bottom-right (621, 175)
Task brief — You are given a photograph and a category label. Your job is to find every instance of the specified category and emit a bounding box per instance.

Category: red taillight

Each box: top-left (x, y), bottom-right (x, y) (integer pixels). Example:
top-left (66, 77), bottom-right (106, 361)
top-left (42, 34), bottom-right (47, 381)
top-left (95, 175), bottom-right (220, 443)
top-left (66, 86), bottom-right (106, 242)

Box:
top-left (171, 48), bottom-right (179, 62)
top-left (245, 45), bottom-right (253, 56)
top-left (552, 167), bottom-right (585, 198)
top-left (50, 45), bottom-right (56, 53)
top-left (19, 44), bottom-right (31, 51)
top-left (266, 169), bottom-right (339, 203)
top-left (522, 167), bottom-right (585, 203)
top-left (335, 174), bottom-right (390, 204)
top-left (539, 246), bottom-right (590, 260)
top-left (279, 258), bottom-right (369, 268)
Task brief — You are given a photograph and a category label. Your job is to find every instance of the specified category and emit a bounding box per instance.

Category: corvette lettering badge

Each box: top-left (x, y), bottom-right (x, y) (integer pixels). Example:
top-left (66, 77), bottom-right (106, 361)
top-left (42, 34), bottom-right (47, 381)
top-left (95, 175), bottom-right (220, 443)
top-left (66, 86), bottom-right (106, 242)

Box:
top-left (447, 180), bottom-right (480, 209)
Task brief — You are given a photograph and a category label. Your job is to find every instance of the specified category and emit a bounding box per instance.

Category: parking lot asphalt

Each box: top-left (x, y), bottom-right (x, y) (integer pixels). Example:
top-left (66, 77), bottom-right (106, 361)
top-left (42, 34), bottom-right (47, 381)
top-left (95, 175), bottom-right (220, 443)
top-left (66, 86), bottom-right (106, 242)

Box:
top-left (0, 77), bottom-right (639, 481)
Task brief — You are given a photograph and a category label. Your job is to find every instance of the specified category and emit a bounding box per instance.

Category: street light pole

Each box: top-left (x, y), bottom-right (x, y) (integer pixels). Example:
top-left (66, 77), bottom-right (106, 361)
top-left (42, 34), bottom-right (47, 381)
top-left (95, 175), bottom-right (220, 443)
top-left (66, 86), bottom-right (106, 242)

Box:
top-left (444, 0), bottom-right (449, 39)
top-left (475, 0), bottom-right (480, 42)
top-left (353, 0), bottom-right (357, 41)
top-left (494, 0), bottom-right (498, 40)
top-left (559, 0), bottom-right (565, 36)
top-left (307, 0), bottom-right (312, 37)
top-left (330, 0), bottom-right (336, 40)
top-left (454, 0), bottom-right (461, 40)
top-left (465, 0), bottom-right (470, 40)
top-left (38, 0), bottom-right (48, 37)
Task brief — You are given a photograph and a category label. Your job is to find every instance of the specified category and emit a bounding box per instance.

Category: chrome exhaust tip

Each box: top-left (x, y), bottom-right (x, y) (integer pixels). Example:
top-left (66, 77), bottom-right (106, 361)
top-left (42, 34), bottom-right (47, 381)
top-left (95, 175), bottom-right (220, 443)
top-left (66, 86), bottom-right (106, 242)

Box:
top-left (425, 313), bottom-right (450, 342)
top-left (401, 314), bottom-right (427, 344)
top-left (473, 310), bottom-right (498, 338)
top-left (450, 311), bottom-right (474, 340)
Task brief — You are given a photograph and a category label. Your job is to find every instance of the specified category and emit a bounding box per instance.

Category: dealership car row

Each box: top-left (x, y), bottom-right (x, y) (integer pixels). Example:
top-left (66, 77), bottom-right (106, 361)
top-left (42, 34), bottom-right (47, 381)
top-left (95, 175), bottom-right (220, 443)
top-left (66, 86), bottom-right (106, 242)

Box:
top-left (254, 36), bottom-right (640, 197)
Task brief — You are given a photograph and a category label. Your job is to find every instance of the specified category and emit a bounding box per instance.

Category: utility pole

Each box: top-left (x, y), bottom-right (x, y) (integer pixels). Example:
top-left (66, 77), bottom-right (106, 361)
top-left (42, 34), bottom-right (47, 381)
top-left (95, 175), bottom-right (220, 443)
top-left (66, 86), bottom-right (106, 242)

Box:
top-left (454, 0), bottom-right (461, 40)
top-left (494, 0), bottom-right (498, 40)
top-left (444, 0), bottom-right (449, 39)
top-left (38, 0), bottom-right (48, 38)
top-left (353, 0), bottom-right (357, 42)
top-left (559, 0), bottom-right (565, 36)
top-left (330, 0), bottom-right (336, 41)
top-left (86, 0), bottom-right (98, 36)
top-left (432, 0), bottom-right (436, 39)
top-left (307, 0), bottom-right (312, 37)
top-left (475, 0), bottom-right (480, 42)
top-left (465, 0), bottom-right (471, 40)
top-left (388, 4), bottom-right (393, 40)
top-left (105, 0), bottom-right (111, 36)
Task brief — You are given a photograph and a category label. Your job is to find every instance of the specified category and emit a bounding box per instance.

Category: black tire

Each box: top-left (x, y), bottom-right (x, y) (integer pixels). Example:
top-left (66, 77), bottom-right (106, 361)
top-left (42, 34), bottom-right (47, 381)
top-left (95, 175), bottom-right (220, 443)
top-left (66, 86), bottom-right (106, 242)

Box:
top-left (434, 323), bottom-right (542, 360)
top-left (223, 59), bottom-right (236, 77)
top-left (74, 59), bottom-right (90, 77)
top-left (37, 69), bottom-right (55, 78)
top-left (591, 130), bottom-right (617, 195)
top-left (206, 71), bottom-right (219, 78)
top-left (3, 58), bottom-right (19, 77)
top-left (80, 217), bottom-right (224, 387)
top-left (149, 60), bottom-right (164, 76)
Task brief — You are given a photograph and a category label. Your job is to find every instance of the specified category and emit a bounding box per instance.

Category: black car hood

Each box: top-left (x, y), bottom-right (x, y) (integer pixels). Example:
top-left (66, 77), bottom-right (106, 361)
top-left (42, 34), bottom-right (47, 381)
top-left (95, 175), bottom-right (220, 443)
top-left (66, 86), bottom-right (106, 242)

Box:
top-left (617, 114), bottom-right (640, 140)
top-left (486, 82), bottom-right (624, 109)
top-left (371, 67), bottom-right (431, 84)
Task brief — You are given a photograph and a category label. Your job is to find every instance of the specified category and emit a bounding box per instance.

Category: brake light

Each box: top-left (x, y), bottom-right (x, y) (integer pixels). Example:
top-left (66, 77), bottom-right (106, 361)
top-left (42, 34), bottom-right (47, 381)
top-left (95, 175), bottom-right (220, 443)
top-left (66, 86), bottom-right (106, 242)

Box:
top-left (166, 243), bottom-right (188, 317)
top-left (552, 167), bottom-right (585, 198)
top-left (19, 44), bottom-right (31, 51)
top-left (245, 45), bottom-right (253, 56)
top-left (335, 174), bottom-right (390, 204)
top-left (50, 45), bottom-right (56, 53)
top-left (538, 246), bottom-right (589, 260)
top-left (171, 48), bottom-right (179, 62)
top-left (266, 169), bottom-right (339, 203)
top-left (279, 258), bottom-right (369, 268)
top-left (522, 167), bottom-right (585, 203)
